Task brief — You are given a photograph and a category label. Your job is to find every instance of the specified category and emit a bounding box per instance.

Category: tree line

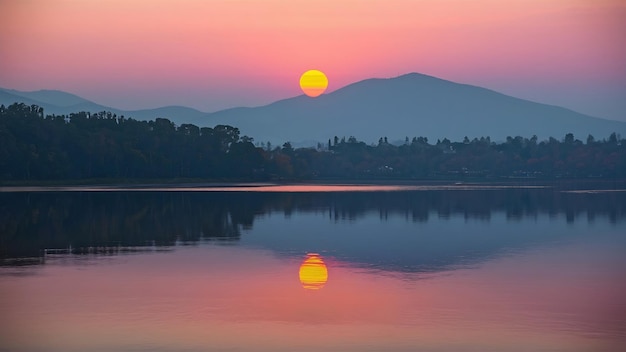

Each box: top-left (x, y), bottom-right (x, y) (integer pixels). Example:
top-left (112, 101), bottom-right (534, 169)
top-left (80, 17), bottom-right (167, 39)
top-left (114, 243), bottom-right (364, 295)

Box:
top-left (1, 102), bottom-right (625, 181)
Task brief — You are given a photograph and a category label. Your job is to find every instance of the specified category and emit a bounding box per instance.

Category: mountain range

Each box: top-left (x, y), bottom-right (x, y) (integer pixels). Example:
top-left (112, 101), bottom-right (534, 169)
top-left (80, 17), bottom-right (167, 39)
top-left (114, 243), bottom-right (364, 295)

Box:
top-left (2, 73), bottom-right (625, 144)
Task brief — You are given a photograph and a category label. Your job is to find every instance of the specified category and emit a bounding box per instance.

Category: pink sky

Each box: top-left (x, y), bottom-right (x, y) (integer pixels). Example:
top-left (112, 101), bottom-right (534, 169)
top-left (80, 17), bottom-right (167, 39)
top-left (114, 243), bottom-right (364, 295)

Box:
top-left (1, 0), bottom-right (624, 120)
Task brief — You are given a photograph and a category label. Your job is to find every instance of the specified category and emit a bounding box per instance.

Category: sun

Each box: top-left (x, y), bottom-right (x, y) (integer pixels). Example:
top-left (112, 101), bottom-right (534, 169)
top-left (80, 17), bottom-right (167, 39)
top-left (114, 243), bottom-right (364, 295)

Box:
top-left (298, 253), bottom-right (328, 290)
top-left (299, 70), bottom-right (328, 98)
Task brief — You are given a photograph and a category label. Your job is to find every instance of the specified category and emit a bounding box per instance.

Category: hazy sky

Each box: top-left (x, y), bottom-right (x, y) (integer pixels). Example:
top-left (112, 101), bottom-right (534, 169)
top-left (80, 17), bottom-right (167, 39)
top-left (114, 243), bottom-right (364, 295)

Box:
top-left (1, 0), bottom-right (624, 120)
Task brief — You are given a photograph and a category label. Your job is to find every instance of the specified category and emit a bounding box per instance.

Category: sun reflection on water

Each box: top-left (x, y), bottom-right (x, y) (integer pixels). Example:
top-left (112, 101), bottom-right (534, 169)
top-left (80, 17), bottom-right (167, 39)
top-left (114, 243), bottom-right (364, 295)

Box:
top-left (299, 253), bottom-right (328, 290)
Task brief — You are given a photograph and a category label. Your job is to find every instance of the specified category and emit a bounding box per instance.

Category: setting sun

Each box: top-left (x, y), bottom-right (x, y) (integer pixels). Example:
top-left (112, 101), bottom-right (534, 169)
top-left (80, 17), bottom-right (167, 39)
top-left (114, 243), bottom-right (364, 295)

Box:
top-left (298, 253), bottom-right (329, 290)
top-left (299, 70), bottom-right (328, 98)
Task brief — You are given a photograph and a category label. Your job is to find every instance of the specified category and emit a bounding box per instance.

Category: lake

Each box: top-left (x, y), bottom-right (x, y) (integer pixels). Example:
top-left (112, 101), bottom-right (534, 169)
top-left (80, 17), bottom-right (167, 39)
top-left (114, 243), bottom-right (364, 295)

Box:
top-left (1, 183), bottom-right (625, 351)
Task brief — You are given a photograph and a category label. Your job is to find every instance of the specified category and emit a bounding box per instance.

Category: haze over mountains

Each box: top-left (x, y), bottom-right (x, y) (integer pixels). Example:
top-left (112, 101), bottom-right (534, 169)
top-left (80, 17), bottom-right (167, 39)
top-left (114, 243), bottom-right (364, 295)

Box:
top-left (0, 88), bottom-right (207, 123)
top-left (2, 73), bottom-right (624, 145)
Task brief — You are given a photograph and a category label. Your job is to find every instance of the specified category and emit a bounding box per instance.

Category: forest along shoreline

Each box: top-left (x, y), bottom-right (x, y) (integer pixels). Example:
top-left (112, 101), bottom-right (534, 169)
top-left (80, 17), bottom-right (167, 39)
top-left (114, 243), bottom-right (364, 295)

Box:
top-left (2, 103), bottom-right (625, 185)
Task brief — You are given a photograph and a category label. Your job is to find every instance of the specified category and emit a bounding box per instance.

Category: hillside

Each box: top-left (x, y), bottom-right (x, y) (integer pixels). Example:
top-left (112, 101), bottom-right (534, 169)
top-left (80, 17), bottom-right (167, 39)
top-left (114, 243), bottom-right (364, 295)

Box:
top-left (0, 88), bottom-right (206, 125)
top-left (3, 73), bottom-right (625, 144)
top-left (207, 73), bottom-right (626, 143)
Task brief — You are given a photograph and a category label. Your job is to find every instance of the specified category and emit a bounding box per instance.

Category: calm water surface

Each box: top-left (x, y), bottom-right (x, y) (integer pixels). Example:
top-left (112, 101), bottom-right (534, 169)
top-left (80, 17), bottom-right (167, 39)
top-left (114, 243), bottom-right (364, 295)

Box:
top-left (1, 184), bottom-right (625, 351)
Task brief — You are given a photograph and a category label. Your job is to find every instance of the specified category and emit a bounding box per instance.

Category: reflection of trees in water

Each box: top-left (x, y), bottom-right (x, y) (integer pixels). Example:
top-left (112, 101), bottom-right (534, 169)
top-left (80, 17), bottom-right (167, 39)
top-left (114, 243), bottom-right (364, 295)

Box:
top-left (267, 189), bottom-right (626, 224)
top-left (0, 188), bottom-right (624, 261)
top-left (0, 192), bottom-right (265, 260)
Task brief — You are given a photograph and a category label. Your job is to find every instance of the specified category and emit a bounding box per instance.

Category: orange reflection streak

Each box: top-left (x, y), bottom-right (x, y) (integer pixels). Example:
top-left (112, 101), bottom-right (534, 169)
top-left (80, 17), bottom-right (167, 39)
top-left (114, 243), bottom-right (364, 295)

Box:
top-left (299, 253), bottom-right (328, 290)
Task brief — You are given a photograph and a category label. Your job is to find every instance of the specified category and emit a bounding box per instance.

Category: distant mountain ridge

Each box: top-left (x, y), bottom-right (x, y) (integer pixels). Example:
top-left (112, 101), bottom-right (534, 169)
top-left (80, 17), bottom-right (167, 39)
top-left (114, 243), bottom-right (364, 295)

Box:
top-left (0, 88), bottom-right (206, 125)
top-left (3, 88), bottom-right (90, 107)
top-left (205, 73), bottom-right (626, 143)
top-left (0, 88), bottom-right (110, 112)
top-left (2, 73), bottom-right (625, 144)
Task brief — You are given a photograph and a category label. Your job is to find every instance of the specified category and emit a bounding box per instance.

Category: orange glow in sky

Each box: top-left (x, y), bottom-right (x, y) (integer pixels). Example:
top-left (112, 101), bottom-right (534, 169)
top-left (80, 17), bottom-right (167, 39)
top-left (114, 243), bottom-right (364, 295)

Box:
top-left (0, 0), bottom-right (624, 119)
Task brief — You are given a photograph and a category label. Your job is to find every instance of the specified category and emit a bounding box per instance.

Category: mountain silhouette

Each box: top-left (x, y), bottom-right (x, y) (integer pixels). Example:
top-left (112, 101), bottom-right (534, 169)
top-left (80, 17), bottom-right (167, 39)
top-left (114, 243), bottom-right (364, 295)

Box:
top-left (207, 73), bottom-right (626, 143)
top-left (3, 73), bottom-right (625, 144)
top-left (0, 88), bottom-right (206, 124)
top-left (0, 88), bottom-right (111, 113)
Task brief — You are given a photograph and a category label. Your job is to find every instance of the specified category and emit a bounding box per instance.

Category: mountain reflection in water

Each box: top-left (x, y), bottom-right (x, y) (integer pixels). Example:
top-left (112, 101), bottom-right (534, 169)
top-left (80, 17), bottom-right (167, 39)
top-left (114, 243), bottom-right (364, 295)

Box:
top-left (1, 185), bottom-right (625, 351)
top-left (1, 186), bottom-right (625, 265)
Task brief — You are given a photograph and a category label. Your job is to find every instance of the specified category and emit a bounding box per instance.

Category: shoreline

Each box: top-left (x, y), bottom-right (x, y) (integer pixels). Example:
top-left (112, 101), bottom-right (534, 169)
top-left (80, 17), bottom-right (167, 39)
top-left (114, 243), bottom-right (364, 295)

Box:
top-left (2, 178), bottom-right (625, 192)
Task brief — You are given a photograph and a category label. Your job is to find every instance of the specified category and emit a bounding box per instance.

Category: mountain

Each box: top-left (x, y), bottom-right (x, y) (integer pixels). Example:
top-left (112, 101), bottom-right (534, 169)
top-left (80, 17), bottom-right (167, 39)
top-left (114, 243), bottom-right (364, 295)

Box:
top-left (2, 88), bottom-right (93, 107)
top-left (0, 90), bottom-right (47, 108)
top-left (0, 88), bottom-right (115, 116)
top-left (207, 73), bottom-right (626, 143)
top-left (0, 88), bottom-right (207, 125)
top-left (3, 73), bottom-right (625, 144)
